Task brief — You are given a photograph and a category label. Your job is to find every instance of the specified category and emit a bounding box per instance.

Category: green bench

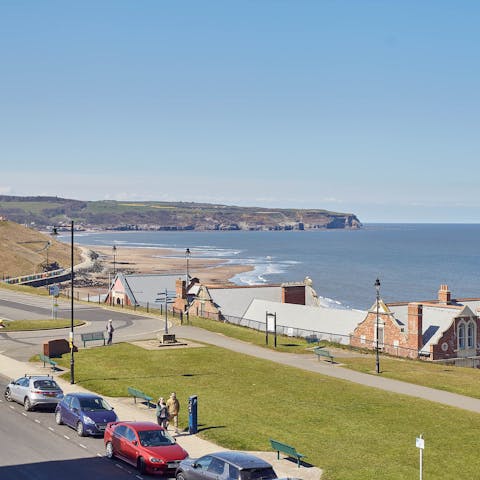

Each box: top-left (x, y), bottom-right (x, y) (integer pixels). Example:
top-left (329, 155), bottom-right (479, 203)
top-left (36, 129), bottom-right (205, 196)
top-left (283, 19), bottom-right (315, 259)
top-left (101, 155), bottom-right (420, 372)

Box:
top-left (270, 439), bottom-right (306, 468)
top-left (39, 353), bottom-right (58, 370)
top-left (80, 331), bottom-right (105, 347)
top-left (128, 386), bottom-right (153, 408)
top-left (313, 346), bottom-right (334, 363)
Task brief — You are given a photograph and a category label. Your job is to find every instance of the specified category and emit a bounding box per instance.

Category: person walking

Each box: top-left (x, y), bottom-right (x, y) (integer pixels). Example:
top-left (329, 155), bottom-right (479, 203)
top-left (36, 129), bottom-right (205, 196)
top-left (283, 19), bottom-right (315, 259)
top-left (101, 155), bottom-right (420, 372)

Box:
top-left (166, 392), bottom-right (180, 434)
top-left (106, 319), bottom-right (114, 345)
top-left (156, 397), bottom-right (169, 429)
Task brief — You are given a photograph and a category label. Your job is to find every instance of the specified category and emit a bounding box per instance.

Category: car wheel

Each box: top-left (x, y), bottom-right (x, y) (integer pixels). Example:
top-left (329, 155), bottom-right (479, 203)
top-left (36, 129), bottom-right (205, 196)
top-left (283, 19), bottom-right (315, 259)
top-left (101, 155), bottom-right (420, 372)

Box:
top-left (4, 388), bottom-right (12, 402)
top-left (55, 411), bottom-right (63, 425)
top-left (176, 472), bottom-right (186, 480)
top-left (137, 457), bottom-right (146, 475)
top-left (105, 441), bottom-right (114, 459)
top-left (76, 421), bottom-right (85, 437)
top-left (24, 397), bottom-right (32, 411)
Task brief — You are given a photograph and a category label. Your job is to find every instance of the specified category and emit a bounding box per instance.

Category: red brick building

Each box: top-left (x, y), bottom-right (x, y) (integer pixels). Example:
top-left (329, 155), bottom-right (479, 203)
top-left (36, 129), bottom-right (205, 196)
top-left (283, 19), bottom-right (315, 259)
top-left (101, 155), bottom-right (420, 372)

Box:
top-left (351, 285), bottom-right (480, 363)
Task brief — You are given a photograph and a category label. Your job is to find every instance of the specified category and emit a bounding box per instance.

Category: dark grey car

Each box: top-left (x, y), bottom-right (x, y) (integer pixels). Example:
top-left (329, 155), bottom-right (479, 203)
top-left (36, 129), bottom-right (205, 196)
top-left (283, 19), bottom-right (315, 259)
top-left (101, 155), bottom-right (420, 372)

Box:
top-left (176, 451), bottom-right (278, 480)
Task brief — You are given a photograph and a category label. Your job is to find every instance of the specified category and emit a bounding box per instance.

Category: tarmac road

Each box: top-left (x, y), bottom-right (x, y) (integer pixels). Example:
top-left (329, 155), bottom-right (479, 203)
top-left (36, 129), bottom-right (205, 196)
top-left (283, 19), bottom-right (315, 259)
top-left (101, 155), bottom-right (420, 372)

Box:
top-left (0, 289), bottom-right (165, 361)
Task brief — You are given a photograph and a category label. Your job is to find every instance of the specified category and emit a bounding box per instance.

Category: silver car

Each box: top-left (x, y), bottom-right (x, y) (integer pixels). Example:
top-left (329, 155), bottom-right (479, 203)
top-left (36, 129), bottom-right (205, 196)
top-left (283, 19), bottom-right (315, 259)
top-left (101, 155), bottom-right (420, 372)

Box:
top-left (176, 451), bottom-right (278, 480)
top-left (4, 374), bottom-right (64, 411)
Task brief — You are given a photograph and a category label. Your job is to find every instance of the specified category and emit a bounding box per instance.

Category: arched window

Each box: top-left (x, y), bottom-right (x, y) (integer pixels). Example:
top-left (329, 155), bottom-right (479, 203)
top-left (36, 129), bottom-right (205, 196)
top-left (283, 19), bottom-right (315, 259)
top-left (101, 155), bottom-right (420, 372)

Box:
top-left (458, 322), bottom-right (466, 349)
top-left (467, 321), bottom-right (476, 349)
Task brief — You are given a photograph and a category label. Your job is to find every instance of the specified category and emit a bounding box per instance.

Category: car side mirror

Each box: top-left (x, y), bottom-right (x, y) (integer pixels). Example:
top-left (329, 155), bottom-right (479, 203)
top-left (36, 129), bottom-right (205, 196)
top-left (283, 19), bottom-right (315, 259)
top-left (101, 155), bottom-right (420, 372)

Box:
top-left (132, 440), bottom-right (138, 446)
top-left (192, 463), bottom-right (199, 469)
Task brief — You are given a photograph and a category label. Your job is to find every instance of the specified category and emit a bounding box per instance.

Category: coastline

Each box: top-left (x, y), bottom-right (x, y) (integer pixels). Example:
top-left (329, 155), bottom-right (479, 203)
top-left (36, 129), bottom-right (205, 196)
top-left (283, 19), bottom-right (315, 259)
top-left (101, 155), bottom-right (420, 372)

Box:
top-left (87, 245), bottom-right (254, 285)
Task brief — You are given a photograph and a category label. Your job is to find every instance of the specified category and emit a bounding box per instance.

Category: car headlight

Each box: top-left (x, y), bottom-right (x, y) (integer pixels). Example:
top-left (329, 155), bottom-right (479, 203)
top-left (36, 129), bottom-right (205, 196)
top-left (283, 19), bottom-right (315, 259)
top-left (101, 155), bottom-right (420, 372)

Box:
top-left (82, 415), bottom-right (95, 425)
top-left (150, 457), bottom-right (165, 463)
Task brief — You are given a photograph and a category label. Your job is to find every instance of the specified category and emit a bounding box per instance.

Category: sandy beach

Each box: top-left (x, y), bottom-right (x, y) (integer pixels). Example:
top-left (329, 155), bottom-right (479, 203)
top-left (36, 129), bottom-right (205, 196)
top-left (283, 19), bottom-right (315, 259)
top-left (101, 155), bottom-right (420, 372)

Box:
top-left (87, 245), bottom-right (253, 285)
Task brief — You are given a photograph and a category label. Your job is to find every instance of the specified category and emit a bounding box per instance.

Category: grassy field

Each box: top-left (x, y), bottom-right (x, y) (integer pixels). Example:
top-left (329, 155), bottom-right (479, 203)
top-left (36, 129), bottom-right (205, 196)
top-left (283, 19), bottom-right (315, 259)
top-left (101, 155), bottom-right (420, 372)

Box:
top-left (1, 319), bottom-right (84, 331)
top-left (188, 316), bottom-right (480, 399)
top-left (54, 342), bottom-right (480, 480)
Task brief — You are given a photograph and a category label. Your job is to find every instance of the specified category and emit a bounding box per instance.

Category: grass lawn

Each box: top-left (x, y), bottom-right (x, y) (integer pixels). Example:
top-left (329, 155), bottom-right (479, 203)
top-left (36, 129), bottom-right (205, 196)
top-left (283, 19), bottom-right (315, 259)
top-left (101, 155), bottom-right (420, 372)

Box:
top-left (55, 342), bottom-right (480, 480)
top-left (1, 319), bottom-right (84, 331)
top-left (188, 316), bottom-right (480, 399)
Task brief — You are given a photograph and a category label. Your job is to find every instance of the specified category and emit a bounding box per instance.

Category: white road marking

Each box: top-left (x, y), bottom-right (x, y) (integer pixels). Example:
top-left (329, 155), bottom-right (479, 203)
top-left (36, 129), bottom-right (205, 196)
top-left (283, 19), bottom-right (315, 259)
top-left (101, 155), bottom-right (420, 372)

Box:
top-left (63, 435), bottom-right (70, 440)
top-left (79, 443), bottom-right (87, 449)
top-left (34, 419), bottom-right (40, 423)
top-left (22, 412), bottom-right (27, 416)
top-left (96, 453), bottom-right (103, 457)
top-left (9, 405), bottom-right (15, 410)
top-left (48, 427), bottom-right (55, 431)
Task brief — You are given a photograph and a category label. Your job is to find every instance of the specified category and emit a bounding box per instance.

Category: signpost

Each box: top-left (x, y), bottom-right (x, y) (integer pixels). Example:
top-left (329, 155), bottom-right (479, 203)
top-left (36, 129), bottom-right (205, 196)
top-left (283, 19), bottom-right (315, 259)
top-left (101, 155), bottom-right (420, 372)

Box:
top-left (416, 434), bottom-right (424, 480)
top-left (49, 285), bottom-right (60, 320)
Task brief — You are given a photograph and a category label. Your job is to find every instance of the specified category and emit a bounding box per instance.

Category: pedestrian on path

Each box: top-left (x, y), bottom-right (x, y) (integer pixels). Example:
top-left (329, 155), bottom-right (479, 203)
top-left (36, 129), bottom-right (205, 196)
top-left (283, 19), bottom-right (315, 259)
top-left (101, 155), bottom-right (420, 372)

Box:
top-left (166, 392), bottom-right (180, 434)
top-left (156, 397), bottom-right (169, 428)
top-left (106, 319), bottom-right (114, 345)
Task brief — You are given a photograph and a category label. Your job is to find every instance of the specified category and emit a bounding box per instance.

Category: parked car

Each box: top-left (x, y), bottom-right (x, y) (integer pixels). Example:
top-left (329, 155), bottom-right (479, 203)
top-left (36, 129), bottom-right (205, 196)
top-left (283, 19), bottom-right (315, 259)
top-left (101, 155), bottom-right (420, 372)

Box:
top-left (4, 374), bottom-right (64, 411)
top-left (55, 392), bottom-right (118, 437)
top-left (104, 421), bottom-right (188, 475)
top-left (175, 451), bottom-right (278, 480)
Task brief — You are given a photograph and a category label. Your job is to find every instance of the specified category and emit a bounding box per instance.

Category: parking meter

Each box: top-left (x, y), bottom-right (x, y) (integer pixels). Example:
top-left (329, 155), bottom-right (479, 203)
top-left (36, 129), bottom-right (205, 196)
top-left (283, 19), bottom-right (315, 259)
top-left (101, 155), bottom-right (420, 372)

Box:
top-left (188, 395), bottom-right (198, 434)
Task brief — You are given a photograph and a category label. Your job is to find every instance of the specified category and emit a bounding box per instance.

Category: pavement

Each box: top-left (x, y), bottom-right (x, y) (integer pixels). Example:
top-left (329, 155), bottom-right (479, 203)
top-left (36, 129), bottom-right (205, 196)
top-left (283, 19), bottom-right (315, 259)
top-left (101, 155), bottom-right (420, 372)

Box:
top-left (0, 352), bottom-right (322, 480)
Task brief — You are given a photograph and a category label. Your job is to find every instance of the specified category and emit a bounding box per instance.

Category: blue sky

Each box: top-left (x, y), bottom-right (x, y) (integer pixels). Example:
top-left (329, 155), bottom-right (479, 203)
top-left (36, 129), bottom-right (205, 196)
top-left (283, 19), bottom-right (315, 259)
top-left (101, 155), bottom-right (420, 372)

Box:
top-left (1, 1), bottom-right (479, 223)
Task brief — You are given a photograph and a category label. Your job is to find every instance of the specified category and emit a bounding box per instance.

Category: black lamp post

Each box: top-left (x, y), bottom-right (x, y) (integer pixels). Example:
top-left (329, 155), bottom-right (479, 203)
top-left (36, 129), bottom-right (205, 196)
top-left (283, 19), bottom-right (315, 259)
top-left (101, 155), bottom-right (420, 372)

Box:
top-left (375, 277), bottom-right (381, 374)
top-left (112, 244), bottom-right (117, 275)
top-left (70, 220), bottom-right (75, 384)
top-left (185, 248), bottom-right (191, 282)
top-left (185, 248), bottom-right (191, 323)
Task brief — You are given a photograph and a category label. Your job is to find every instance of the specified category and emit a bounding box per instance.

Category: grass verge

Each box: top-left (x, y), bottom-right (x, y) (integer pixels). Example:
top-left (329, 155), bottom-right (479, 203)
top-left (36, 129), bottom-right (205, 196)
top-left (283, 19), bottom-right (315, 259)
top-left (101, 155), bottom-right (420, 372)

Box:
top-left (1, 319), bottom-right (85, 331)
top-left (55, 342), bottom-right (480, 480)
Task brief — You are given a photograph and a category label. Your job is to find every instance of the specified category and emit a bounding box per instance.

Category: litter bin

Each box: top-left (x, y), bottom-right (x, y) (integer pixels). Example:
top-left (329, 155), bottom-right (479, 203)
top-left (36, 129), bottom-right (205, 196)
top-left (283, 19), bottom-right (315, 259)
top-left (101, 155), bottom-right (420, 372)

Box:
top-left (188, 395), bottom-right (198, 434)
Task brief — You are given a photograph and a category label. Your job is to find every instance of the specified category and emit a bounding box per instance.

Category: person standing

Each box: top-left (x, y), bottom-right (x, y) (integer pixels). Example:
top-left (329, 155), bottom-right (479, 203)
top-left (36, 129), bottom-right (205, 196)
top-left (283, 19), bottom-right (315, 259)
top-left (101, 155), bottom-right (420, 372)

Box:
top-left (166, 392), bottom-right (180, 434)
top-left (156, 397), bottom-right (169, 428)
top-left (106, 319), bottom-right (114, 345)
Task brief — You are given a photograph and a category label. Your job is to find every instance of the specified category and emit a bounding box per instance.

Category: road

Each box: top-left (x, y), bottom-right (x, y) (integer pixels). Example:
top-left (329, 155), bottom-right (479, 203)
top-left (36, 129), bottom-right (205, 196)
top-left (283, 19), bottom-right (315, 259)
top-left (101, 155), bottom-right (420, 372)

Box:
top-left (0, 374), bottom-right (143, 480)
top-left (0, 289), bottom-right (165, 361)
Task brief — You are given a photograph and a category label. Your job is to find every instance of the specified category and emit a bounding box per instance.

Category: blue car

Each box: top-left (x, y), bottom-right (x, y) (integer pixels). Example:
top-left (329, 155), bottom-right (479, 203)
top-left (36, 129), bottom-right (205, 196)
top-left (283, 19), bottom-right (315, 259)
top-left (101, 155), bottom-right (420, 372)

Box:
top-left (55, 392), bottom-right (118, 436)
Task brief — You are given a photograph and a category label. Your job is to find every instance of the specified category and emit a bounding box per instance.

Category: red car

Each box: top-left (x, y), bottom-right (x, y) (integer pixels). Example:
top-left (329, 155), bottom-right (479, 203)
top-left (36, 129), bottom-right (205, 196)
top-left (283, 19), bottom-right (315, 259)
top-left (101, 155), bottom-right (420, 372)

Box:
top-left (104, 421), bottom-right (189, 475)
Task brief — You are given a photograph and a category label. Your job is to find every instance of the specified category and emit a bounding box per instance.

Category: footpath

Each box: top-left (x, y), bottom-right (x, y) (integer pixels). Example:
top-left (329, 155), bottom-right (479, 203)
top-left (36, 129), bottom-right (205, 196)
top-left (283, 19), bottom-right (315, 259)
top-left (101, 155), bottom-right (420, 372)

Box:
top-left (0, 352), bottom-right (321, 480)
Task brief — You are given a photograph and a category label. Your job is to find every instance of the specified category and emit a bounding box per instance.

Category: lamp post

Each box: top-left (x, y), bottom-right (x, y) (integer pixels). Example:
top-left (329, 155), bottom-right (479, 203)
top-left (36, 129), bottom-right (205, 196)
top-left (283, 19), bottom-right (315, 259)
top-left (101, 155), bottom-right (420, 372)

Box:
top-left (70, 220), bottom-right (75, 384)
top-left (112, 244), bottom-right (117, 275)
top-left (185, 248), bottom-right (191, 282)
top-left (375, 277), bottom-right (381, 374)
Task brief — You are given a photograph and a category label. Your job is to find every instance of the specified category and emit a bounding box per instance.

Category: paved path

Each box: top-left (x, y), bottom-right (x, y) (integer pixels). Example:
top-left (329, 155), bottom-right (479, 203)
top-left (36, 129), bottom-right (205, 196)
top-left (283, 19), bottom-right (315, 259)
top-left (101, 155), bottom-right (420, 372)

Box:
top-left (172, 325), bottom-right (480, 414)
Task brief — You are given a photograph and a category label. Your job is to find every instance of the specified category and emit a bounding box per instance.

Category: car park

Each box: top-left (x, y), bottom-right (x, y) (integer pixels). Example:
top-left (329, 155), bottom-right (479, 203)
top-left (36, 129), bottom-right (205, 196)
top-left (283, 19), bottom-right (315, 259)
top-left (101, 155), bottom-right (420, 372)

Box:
top-left (104, 421), bottom-right (188, 475)
top-left (4, 374), bottom-right (64, 411)
top-left (55, 392), bottom-right (118, 437)
top-left (175, 451), bottom-right (278, 480)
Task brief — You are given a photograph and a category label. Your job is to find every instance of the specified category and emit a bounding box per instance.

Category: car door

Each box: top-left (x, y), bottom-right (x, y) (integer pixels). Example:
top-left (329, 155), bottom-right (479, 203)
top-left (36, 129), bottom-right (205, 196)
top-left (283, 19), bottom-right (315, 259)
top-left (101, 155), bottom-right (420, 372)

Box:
top-left (120, 426), bottom-right (140, 466)
top-left (11, 377), bottom-right (29, 403)
top-left (61, 395), bottom-right (74, 426)
top-left (111, 425), bottom-right (127, 460)
top-left (205, 457), bottom-right (227, 480)
top-left (69, 397), bottom-right (82, 428)
top-left (188, 455), bottom-right (214, 480)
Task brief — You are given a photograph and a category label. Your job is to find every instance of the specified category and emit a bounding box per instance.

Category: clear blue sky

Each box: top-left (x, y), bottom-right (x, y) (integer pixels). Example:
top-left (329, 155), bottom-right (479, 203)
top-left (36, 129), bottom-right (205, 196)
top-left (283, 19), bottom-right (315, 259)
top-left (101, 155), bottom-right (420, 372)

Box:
top-left (1, 1), bottom-right (479, 223)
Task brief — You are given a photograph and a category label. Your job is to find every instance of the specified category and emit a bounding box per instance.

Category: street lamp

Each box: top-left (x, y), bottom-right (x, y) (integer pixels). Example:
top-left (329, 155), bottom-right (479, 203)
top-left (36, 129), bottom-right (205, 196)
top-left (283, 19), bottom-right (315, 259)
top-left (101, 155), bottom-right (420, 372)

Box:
top-left (375, 277), bottom-right (381, 374)
top-left (112, 244), bottom-right (117, 275)
top-left (70, 220), bottom-right (75, 384)
top-left (185, 248), bottom-right (191, 282)
top-left (185, 248), bottom-right (191, 323)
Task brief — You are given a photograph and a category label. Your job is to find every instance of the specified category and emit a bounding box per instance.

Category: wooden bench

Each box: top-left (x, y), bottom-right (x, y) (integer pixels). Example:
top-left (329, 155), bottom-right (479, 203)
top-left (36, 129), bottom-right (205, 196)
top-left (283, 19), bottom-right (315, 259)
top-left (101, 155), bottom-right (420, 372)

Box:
top-left (128, 387), bottom-right (153, 408)
top-left (313, 347), bottom-right (334, 363)
top-left (80, 331), bottom-right (105, 347)
top-left (39, 353), bottom-right (58, 370)
top-left (270, 439), bottom-right (306, 468)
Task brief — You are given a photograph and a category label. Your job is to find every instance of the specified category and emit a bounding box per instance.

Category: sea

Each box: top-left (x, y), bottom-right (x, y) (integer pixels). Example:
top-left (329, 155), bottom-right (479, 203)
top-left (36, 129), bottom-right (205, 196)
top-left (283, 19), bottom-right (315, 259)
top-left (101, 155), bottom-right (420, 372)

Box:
top-left (65, 224), bottom-right (480, 311)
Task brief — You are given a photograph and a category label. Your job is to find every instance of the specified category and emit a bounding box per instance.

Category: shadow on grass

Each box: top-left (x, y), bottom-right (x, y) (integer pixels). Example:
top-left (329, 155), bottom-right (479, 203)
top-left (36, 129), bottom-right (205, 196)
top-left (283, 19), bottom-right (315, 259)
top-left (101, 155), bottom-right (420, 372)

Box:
top-left (281, 457), bottom-right (314, 469)
top-left (197, 424), bottom-right (226, 433)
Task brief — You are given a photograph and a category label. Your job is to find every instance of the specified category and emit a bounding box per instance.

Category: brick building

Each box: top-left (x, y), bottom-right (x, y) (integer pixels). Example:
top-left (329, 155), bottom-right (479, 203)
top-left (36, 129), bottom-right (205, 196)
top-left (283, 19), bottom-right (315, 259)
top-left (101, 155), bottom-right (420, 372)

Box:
top-left (351, 285), bottom-right (480, 363)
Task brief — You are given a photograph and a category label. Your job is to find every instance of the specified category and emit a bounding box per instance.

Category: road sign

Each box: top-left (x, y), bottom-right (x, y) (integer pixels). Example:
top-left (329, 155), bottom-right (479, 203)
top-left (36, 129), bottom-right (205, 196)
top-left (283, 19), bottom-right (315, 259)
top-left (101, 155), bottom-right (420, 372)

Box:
top-left (416, 437), bottom-right (425, 449)
top-left (49, 285), bottom-right (60, 297)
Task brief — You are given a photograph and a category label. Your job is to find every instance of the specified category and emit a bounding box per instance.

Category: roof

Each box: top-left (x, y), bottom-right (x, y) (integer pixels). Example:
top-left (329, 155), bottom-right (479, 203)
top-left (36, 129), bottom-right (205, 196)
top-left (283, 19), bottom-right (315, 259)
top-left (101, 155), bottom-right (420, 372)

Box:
top-left (115, 273), bottom-right (184, 306)
top-left (208, 451), bottom-right (273, 469)
top-left (243, 299), bottom-right (366, 344)
top-left (117, 421), bottom-right (163, 430)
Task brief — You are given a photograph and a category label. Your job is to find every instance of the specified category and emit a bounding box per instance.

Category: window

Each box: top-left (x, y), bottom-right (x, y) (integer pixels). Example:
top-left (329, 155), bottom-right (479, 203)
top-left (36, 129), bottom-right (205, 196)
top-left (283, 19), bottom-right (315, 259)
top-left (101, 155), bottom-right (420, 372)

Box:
top-left (467, 321), bottom-right (476, 348)
top-left (208, 458), bottom-right (225, 475)
top-left (229, 465), bottom-right (239, 480)
top-left (458, 322), bottom-right (466, 349)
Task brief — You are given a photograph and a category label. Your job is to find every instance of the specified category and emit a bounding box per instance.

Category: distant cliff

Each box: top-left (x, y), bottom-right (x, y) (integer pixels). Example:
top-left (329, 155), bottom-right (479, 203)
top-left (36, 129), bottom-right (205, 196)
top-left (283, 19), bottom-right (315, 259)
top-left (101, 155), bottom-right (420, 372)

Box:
top-left (0, 196), bottom-right (362, 231)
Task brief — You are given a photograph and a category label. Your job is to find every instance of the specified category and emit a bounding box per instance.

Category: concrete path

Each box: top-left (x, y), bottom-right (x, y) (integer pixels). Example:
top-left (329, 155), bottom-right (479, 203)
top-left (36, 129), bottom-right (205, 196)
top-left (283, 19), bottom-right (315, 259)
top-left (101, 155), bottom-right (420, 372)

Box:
top-left (172, 325), bottom-right (480, 414)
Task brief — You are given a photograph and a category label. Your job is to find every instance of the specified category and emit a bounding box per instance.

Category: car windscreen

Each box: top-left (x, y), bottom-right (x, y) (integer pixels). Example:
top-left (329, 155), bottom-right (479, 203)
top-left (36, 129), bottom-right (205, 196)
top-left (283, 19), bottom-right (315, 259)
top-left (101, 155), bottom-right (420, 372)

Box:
top-left (79, 397), bottom-right (112, 411)
top-left (240, 467), bottom-right (277, 480)
top-left (138, 429), bottom-right (175, 447)
top-left (33, 379), bottom-right (60, 390)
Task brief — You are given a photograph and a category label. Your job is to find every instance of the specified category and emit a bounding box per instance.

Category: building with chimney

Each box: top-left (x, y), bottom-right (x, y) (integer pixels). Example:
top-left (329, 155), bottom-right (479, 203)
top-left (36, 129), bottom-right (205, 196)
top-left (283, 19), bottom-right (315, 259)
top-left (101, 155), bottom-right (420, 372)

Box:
top-left (351, 285), bottom-right (480, 363)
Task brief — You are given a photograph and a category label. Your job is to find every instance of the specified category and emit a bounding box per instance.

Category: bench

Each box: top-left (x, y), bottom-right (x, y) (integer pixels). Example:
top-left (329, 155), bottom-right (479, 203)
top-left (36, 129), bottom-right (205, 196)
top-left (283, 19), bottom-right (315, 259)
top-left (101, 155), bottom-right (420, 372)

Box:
top-left (80, 331), bottom-right (105, 347)
top-left (128, 387), bottom-right (153, 408)
top-left (313, 347), bottom-right (334, 363)
top-left (270, 439), bottom-right (306, 468)
top-left (39, 353), bottom-right (58, 370)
